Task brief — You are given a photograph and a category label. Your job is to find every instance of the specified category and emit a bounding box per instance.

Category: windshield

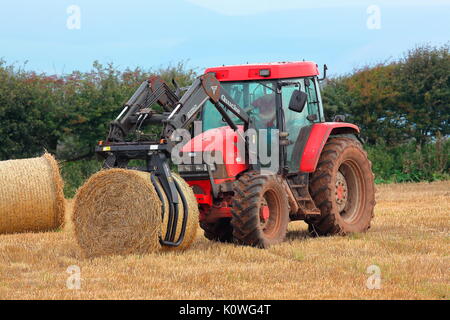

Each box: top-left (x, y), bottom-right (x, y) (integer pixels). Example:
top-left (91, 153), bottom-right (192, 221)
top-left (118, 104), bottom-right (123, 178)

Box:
top-left (202, 80), bottom-right (277, 131)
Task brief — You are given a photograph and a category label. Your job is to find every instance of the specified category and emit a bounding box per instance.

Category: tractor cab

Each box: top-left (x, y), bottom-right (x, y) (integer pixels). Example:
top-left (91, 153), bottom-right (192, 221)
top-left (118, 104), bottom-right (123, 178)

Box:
top-left (201, 61), bottom-right (325, 171)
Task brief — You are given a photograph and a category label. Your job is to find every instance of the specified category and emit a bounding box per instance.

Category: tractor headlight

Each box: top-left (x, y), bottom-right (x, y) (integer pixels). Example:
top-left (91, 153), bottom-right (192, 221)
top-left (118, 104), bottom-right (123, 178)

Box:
top-left (177, 164), bottom-right (191, 172)
top-left (195, 164), bottom-right (205, 171)
top-left (177, 164), bottom-right (215, 172)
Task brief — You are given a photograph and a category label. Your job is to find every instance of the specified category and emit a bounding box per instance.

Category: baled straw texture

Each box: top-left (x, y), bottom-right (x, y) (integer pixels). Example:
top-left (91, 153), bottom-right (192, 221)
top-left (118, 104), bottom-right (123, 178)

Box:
top-left (72, 169), bottom-right (199, 258)
top-left (72, 169), bottom-right (162, 258)
top-left (0, 153), bottom-right (65, 234)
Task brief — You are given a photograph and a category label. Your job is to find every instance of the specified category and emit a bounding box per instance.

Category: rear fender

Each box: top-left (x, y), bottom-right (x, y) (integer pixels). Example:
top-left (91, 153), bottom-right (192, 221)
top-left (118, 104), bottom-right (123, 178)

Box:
top-left (299, 122), bottom-right (360, 172)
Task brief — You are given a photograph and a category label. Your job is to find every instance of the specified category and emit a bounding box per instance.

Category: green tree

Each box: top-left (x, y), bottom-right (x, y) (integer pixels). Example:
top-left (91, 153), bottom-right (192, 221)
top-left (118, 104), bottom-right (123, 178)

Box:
top-left (322, 63), bottom-right (403, 145)
top-left (322, 43), bottom-right (450, 146)
top-left (396, 44), bottom-right (450, 145)
top-left (0, 61), bottom-right (64, 159)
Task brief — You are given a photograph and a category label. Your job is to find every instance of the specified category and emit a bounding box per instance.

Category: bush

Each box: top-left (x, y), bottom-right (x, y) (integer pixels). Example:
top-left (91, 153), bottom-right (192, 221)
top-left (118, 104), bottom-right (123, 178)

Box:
top-left (60, 159), bottom-right (103, 198)
top-left (366, 136), bottom-right (450, 183)
top-left (322, 43), bottom-right (450, 146)
top-left (0, 60), bottom-right (197, 161)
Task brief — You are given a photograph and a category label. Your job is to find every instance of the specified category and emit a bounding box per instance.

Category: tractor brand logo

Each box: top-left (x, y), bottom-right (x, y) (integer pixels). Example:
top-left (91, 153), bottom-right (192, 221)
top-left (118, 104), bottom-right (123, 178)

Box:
top-left (221, 95), bottom-right (240, 114)
top-left (211, 85), bottom-right (218, 95)
top-left (186, 104), bottom-right (201, 119)
top-left (171, 124), bottom-right (280, 172)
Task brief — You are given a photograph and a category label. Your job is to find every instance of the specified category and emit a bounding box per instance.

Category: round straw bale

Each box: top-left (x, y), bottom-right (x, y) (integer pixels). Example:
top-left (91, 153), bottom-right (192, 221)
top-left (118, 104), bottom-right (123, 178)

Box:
top-left (0, 153), bottom-right (65, 234)
top-left (72, 169), bottom-right (162, 258)
top-left (72, 169), bottom-right (199, 257)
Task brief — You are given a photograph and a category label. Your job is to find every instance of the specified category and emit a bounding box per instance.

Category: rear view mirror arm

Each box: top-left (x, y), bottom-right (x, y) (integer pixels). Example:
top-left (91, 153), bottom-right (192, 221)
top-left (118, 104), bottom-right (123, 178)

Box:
top-left (318, 64), bottom-right (328, 81)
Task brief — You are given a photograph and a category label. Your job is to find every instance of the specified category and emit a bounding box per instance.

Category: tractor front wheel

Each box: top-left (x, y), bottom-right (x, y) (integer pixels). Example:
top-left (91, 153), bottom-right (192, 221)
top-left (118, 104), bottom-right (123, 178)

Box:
top-left (308, 137), bottom-right (375, 236)
top-left (231, 172), bottom-right (289, 248)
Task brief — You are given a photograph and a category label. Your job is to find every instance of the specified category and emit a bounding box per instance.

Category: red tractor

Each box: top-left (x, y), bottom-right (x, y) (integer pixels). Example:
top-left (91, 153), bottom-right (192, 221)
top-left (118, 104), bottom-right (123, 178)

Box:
top-left (97, 61), bottom-right (376, 248)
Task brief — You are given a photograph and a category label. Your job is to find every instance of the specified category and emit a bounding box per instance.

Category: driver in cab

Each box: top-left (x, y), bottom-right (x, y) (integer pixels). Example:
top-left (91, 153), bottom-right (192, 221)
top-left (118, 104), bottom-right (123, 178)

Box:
top-left (250, 93), bottom-right (276, 129)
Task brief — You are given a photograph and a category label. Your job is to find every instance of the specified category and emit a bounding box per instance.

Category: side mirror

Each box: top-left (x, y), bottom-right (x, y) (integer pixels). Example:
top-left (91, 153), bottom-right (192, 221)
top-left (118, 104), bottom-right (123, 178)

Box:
top-left (288, 90), bottom-right (307, 113)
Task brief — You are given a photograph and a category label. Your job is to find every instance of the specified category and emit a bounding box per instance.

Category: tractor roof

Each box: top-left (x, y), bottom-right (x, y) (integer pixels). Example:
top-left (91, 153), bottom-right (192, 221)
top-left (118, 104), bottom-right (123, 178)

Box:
top-left (205, 61), bottom-right (319, 82)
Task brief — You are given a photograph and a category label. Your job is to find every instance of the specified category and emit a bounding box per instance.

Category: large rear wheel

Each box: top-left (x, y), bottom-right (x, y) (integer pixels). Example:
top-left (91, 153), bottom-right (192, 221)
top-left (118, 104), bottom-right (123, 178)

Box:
top-left (231, 172), bottom-right (289, 248)
top-left (307, 137), bottom-right (375, 236)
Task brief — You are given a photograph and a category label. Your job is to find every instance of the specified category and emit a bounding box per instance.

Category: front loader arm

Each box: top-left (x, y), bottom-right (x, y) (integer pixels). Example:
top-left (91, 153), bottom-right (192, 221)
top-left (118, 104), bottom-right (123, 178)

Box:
top-left (107, 76), bottom-right (180, 142)
top-left (106, 72), bottom-right (251, 146)
top-left (162, 72), bottom-right (251, 142)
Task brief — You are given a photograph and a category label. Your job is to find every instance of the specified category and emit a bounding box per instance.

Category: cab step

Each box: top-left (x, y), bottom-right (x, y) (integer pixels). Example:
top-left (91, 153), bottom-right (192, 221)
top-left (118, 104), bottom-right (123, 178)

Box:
top-left (286, 172), bottom-right (321, 218)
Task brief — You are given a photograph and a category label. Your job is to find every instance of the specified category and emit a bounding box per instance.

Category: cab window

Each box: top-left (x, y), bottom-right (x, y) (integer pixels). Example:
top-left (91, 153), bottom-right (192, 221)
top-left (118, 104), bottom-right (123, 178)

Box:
top-left (202, 81), bottom-right (277, 131)
top-left (304, 77), bottom-right (321, 121)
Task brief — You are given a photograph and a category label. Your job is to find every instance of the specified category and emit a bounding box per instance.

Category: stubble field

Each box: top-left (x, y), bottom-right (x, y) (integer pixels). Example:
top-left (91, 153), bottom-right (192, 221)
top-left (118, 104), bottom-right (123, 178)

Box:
top-left (0, 181), bottom-right (448, 299)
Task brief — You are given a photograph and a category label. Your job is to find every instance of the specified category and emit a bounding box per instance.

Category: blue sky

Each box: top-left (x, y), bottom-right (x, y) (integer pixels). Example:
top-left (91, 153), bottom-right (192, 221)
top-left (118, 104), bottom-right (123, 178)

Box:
top-left (0, 0), bottom-right (449, 76)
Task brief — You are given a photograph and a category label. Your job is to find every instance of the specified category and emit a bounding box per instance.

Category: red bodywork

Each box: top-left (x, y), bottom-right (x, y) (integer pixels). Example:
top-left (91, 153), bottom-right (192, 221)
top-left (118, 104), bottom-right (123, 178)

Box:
top-left (205, 61), bottom-right (320, 82)
top-left (180, 126), bottom-right (248, 222)
top-left (181, 125), bottom-right (247, 184)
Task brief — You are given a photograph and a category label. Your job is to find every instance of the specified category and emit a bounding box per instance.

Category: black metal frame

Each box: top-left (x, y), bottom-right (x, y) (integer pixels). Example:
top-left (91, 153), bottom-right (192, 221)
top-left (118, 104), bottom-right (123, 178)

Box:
top-left (148, 153), bottom-right (188, 246)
